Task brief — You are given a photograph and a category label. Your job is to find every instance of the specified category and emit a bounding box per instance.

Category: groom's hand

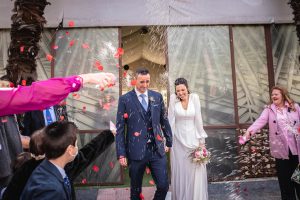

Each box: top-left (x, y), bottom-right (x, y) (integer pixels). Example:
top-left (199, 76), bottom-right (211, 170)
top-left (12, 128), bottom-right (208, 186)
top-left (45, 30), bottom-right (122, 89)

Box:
top-left (165, 146), bottom-right (170, 152)
top-left (119, 156), bottom-right (128, 167)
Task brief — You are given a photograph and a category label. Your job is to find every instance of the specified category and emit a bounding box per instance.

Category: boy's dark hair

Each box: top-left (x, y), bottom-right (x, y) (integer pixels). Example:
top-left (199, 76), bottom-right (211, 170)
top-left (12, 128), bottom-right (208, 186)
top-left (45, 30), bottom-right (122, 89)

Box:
top-left (135, 67), bottom-right (149, 76)
top-left (43, 121), bottom-right (78, 159)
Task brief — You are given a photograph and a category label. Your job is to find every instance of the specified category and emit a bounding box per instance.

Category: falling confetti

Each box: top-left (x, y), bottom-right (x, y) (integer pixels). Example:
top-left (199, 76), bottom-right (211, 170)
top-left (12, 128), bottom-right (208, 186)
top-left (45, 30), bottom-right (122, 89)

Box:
top-left (59, 101), bottom-right (67, 106)
top-left (1, 117), bottom-right (8, 123)
top-left (134, 132), bottom-right (140, 137)
top-left (82, 43), bottom-right (90, 49)
top-left (156, 134), bottom-right (163, 141)
top-left (52, 45), bottom-right (59, 50)
top-left (46, 54), bottom-right (53, 62)
top-left (92, 165), bottom-right (99, 172)
top-left (103, 103), bottom-right (110, 111)
top-left (139, 193), bottom-right (145, 200)
top-left (20, 46), bottom-right (24, 52)
top-left (81, 178), bottom-right (87, 184)
top-left (94, 61), bottom-right (103, 71)
top-left (82, 106), bottom-right (86, 112)
top-left (21, 80), bottom-right (26, 86)
top-left (145, 167), bottom-right (150, 175)
top-left (149, 180), bottom-right (155, 185)
top-left (123, 71), bottom-right (127, 77)
top-left (123, 113), bottom-right (128, 119)
top-left (68, 20), bottom-right (75, 27)
top-left (109, 162), bottom-right (114, 169)
top-left (131, 79), bottom-right (137, 86)
top-left (69, 40), bottom-right (75, 47)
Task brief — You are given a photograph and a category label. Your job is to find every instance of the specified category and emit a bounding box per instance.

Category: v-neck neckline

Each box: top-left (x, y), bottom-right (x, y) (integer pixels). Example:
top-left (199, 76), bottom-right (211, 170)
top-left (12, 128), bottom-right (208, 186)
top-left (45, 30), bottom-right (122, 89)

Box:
top-left (180, 95), bottom-right (190, 111)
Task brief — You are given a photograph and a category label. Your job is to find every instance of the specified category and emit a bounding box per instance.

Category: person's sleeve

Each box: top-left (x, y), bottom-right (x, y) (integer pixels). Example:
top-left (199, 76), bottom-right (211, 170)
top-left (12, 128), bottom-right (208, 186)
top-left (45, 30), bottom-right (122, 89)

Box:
top-left (193, 94), bottom-right (208, 143)
top-left (65, 130), bottom-right (115, 180)
top-left (0, 76), bottom-right (82, 117)
top-left (160, 94), bottom-right (172, 147)
top-left (247, 107), bottom-right (269, 134)
top-left (115, 96), bottom-right (127, 158)
top-left (168, 94), bottom-right (176, 135)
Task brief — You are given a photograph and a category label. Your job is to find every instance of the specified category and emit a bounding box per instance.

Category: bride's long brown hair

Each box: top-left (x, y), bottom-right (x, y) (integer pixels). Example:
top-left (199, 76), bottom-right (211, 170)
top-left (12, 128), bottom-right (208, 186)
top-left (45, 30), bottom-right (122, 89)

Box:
top-left (270, 85), bottom-right (296, 111)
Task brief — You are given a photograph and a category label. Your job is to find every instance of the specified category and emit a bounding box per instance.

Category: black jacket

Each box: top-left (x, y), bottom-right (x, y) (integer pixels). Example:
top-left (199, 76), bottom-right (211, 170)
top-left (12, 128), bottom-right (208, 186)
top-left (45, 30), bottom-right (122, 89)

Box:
top-left (2, 130), bottom-right (114, 200)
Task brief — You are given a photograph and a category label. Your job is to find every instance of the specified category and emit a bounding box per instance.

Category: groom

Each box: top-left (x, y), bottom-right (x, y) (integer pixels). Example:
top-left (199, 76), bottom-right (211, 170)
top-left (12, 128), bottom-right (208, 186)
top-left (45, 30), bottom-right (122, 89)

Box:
top-left (116, 67), bottom-right (172, 200)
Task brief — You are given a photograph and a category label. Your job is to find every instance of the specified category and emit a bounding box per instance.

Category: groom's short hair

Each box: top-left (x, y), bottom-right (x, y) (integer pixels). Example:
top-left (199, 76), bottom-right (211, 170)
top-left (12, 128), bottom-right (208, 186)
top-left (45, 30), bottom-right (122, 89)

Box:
top-left (135, 68), bottom-right (149, 76)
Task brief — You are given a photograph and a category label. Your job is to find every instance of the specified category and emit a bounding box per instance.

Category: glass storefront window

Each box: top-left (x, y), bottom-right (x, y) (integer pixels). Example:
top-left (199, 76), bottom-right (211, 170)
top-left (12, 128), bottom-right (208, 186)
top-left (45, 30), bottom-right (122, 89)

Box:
top-left (233, 26), bottom-right (269, 124)
top-left (168, 26), bottom-right (234, 125)
top-left (54, 28), bottom-right (119, 130)
top-left (271, 24), bottom-right (300, 103)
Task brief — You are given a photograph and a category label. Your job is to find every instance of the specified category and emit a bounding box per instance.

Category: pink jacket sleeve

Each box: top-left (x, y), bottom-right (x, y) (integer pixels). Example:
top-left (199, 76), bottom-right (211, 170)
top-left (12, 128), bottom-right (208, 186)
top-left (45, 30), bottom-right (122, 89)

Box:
top-left (247, 107), bottom-right (269, 134)
top-left (0, 76), bottom-right (82, 117)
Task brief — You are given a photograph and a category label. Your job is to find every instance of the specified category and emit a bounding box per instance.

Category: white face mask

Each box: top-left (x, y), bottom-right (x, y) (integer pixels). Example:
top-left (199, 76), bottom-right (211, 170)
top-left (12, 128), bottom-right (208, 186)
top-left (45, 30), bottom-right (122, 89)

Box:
top-left (70, 146), bottom-right (78, 157)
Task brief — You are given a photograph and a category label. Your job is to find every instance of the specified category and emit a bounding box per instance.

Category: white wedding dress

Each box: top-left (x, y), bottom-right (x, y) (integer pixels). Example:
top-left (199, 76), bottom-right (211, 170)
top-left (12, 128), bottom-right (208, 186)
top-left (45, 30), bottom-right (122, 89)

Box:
top-left (168, 93), bottom-right (208, 200)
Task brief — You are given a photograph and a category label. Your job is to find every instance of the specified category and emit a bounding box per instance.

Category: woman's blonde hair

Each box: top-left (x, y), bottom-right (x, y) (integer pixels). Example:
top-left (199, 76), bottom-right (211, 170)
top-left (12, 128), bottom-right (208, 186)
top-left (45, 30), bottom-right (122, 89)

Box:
top-left (270, 85), bottom-right (295, 111)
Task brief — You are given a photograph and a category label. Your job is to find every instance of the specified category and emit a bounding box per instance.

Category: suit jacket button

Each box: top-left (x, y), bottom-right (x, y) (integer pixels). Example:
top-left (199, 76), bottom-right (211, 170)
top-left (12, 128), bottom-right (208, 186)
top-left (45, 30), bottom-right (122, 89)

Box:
top-left (273, 120), bottom-right (276, 123)
top-left (275, 132), bottom-right (278, 135)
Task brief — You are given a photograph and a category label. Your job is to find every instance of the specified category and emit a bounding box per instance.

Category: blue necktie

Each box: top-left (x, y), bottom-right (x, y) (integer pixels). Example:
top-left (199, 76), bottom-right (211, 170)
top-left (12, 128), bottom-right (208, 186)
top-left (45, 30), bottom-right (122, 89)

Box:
top-left (140, 94), bottom-right (148, 111)
top-left (63, 176), bottom-right (71, 194)
top-left (45, 108), bottom-right (53, 125)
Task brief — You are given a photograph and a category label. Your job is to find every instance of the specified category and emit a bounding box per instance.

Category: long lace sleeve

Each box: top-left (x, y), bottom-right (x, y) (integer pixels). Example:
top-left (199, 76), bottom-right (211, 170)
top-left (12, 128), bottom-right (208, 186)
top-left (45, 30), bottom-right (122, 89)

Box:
top-left (168, 94), bottom-right (177, 134)
top-left (193, 93), bottom-right (208, 141)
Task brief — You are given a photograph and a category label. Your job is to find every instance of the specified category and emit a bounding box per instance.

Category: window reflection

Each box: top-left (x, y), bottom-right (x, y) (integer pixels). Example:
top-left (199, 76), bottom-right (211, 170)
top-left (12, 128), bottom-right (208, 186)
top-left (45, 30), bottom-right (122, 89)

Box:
top-left (233, 26), bottom-right (269, 123)
top-left (168, 26), bottom-right (234, 125)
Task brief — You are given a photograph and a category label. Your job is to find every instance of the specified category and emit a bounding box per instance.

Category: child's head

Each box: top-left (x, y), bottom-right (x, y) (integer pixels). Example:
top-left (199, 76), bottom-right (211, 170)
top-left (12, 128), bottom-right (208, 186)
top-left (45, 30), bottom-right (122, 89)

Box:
top-left (43, 121), bottom-right (78, 162)
top-left (30, 129), bottom-right (45, 157)
top-left (12, 129), bottom-right (45, 171)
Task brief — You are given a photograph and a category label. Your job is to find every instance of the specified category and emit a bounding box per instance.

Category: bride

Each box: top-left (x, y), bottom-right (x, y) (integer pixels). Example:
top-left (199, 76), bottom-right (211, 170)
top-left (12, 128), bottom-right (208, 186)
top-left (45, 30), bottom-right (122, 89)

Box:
top-left (168, 78), bottom-right (208, 200)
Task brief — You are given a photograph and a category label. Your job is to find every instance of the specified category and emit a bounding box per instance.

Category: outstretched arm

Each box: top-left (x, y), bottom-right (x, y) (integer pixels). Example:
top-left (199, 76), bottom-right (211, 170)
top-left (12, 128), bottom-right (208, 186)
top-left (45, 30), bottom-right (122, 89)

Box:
top-left (0, 73), bottom-right (115, 117)
top-left (65, 130), bottom-right (115, 180)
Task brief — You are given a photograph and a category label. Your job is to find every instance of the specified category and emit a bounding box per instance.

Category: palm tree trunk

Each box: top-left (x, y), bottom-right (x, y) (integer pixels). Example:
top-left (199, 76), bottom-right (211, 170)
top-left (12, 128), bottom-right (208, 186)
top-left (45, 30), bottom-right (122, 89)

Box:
top-left (5, 0), bottom-right (50, 86)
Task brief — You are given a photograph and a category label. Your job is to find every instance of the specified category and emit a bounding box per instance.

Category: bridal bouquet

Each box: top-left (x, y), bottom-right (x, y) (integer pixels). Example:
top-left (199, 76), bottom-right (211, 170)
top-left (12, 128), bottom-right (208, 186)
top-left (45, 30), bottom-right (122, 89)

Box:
top-left (189, 146), bottom-right (211, 165)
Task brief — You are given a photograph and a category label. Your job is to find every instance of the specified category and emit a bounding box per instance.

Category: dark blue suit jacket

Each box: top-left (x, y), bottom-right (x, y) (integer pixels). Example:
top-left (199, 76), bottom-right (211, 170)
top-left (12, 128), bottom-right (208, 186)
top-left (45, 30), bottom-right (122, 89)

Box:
top-left (116, 89), bottom-right (172, 160)
top-left (21, 159), bottom-right (71, 200)
top-left (22, 105), bottom-right (68, 136)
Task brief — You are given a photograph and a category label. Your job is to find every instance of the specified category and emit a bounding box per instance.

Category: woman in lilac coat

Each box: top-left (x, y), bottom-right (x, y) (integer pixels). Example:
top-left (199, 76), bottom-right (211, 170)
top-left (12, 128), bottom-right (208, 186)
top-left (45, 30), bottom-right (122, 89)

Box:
top-left (243, 86), bottom-right (300, 200)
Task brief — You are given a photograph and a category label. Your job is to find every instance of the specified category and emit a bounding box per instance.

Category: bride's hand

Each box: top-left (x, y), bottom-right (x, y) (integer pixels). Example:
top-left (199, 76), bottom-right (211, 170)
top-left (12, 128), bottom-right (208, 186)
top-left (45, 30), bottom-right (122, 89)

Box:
top-left (199, 143), bottom-right (206, 149)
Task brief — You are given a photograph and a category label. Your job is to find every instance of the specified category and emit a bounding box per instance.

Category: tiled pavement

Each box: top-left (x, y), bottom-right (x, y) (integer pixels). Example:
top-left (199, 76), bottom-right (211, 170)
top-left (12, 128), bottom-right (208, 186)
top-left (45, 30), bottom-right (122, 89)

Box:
top-left (76, 178), bottom-right (282, 200)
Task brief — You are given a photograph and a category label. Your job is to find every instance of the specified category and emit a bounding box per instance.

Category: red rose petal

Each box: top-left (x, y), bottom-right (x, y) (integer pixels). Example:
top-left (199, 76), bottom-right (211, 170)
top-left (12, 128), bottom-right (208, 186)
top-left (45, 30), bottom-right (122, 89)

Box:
top-left (81, 178), bottom-right (87, 184)
top-left (82, 106), bottom-right (86, 112)
top-left (52, 45), bottom-right (59, 50)
top-left (131, 79), bottom-right (137, 86)
top-left (123, 71), bottom-right (127, 77)
top-left (156, 134), bottom-right (163, 141)
top-left (145, 167), bottom-right (150, 175)
top-left (82, 43), bottom-right (89, 49)
top-left (109, 162), bottom-right (114, 169)
top-left (59, 116), bottom-right (64, 121)
top-left (1, 117), bottom-right (8, 123)
top-left (94, 61), bottom-right (103, 71)
top-left (46, 54), bottom-right (53, 62)
top-left (117, 48), bottom-right (124, 55)
top-left (139, 193), bottom-right (145, 200)
top-left (149, 180), bottom-right (155, 185)
top-left (21, 80), bottom-right (26, 86)
top-left (123, 113), bottom-right (128, 119)
top-left (92, 165), bottom-right (99, 172)
top-left (69, 40), bottom-right (75, 47)
top-left (68, 21), bottom-right (75, 27)
top-left (134, 132), bottom-right (140, 137)
top-left (20, 46), bottom-right (24, 52)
